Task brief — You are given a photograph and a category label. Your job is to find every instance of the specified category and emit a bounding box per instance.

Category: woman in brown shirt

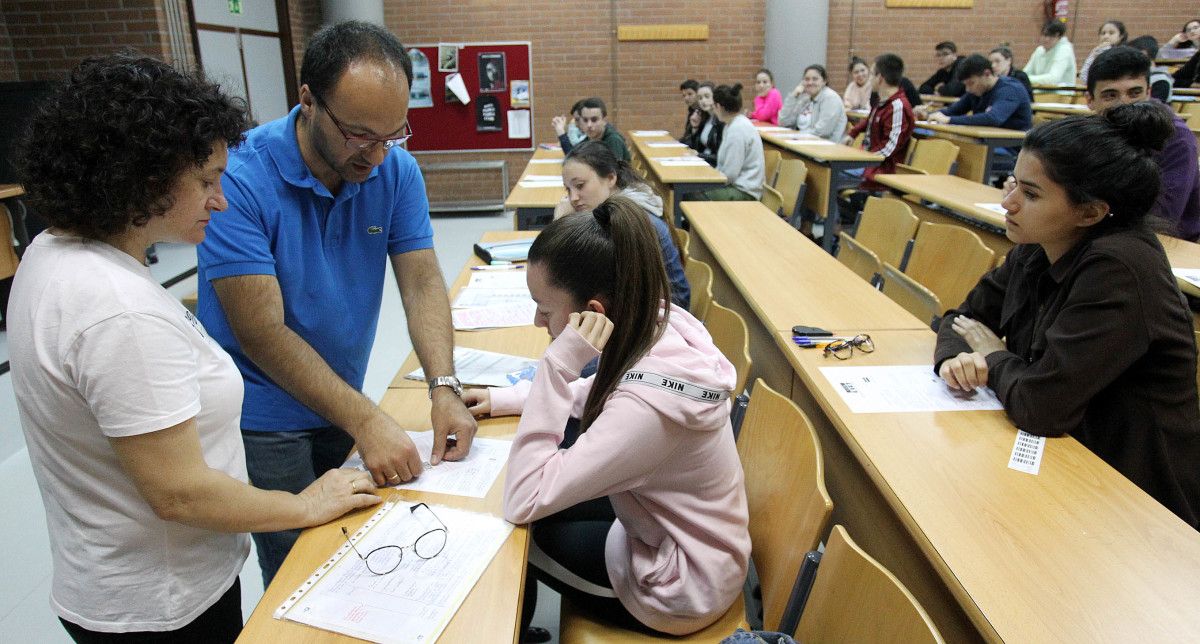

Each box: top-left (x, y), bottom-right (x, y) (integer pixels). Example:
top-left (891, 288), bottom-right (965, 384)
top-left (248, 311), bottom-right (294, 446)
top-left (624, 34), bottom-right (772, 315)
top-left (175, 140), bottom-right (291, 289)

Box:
top-left (934, 102), bottom-right (1200, 530)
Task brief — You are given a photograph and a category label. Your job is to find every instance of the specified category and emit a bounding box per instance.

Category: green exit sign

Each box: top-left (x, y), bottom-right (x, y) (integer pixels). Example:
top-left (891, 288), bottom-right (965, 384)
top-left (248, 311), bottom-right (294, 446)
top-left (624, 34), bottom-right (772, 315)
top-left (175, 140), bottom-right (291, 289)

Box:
top-left (228, 0), bottom-right (242, 15)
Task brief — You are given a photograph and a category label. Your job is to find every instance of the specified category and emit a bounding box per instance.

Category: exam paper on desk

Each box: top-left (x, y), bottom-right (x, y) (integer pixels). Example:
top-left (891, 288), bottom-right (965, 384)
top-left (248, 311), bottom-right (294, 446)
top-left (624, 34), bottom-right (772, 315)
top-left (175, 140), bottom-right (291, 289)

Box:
top-left (343, 431), bottom-right (512, 498)
top-left (405, 346), bottom-right (537, 388)
top-left (276, 500), bottom-right (514, 644)
top-left (452, 301), bottom-right (537, 330)
top-left (452, 287), bottom-right (534, 309)
top-left (819, 365), bottom-right (1004, 413)
top-left (468, 271), bottom-right (531, 290)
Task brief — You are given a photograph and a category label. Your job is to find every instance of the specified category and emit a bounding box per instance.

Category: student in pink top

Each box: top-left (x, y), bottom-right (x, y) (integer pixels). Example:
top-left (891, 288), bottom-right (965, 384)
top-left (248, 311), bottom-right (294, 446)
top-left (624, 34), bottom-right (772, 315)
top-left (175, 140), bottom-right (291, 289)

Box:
top-left (749, 68), bottom-right (783, 124)
top-left (463, 196), bottom-right (750, 636)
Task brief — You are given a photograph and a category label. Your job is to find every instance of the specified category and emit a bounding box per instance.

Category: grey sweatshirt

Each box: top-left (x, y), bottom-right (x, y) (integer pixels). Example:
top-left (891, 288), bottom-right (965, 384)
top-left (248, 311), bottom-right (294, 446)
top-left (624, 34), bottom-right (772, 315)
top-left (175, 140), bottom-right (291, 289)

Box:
top-left (716, 114), bottom-right (765, 199)
top-left (779, 86), bottom-right (848, 141)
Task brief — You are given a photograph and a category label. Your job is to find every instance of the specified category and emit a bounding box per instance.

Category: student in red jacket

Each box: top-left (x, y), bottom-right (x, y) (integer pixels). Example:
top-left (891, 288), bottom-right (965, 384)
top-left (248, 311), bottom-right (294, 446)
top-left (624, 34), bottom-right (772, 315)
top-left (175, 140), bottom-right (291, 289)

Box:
top-left (842, 53), bottom-right (915, 192)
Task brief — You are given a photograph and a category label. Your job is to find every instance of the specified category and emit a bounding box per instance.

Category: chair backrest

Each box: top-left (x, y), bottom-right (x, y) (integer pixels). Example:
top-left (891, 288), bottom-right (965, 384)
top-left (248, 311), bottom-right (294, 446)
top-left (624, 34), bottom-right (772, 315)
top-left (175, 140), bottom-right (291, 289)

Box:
top-left (775, 159), bottom-right (807, 221)
top-left (905, 138), bottom-right (959, 175)
top-left (674, 227), bottom-right (691, 262)
top-left (0, 203), bottom-right (19, 280)
top-left (880, 262), bottom-right (942, 326)
top-left (1187, 110), bottom-right (1200, 129)
top-left (706, 301), bottom-right (751, 395)
top-left (760, 183), bottom-right (785, 218)
top-left (763, 147), bottom-right (782, 187)
top-left (854, 197), bottom-right (919, 267)
top-left (795, 525), bottom-right (944, 643)
top-left (905, 221), bottom-right (995, 309)
top-left (836, 232), bottom-right (882, 285)
top-left (684, 258), bottom-right (714, 322)
top-left (737, 379), bottom-right (833, 632)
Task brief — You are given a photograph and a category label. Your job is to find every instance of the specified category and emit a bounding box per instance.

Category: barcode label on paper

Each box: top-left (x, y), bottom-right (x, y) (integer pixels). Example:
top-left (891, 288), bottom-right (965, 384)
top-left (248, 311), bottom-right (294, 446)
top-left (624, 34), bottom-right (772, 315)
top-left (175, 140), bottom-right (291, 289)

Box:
top-left (1008, 430), bottom-right (1045, 475)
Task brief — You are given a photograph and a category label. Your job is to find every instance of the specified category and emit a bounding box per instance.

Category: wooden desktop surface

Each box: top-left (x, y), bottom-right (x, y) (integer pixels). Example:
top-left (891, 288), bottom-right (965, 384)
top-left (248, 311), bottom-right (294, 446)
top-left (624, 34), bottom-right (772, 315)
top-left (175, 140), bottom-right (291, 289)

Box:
top-left (240, 231), bottom-right (540, 644)
top-left (1030, 102), bottom-right (1092, 116)
top-left (917, 121), bottom-right (1027, 141)
top-left (757, 129), bottom-right (883, 163)
top-left (628, 133), bottom-right (727, 184)
top-left (774, 328), bottom-right (1200, 643)
top-left (503, 148), bottom-right (564, 210)
top-left (874, 173), bottom-right (1007, 229)
top-left (919, 94), bottom-right (956, 105)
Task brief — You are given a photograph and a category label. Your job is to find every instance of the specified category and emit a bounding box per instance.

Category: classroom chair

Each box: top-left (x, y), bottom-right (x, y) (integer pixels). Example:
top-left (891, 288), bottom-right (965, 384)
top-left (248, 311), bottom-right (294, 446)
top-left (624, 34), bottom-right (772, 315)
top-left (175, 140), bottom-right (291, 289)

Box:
top-left (1187, 110), bottom-right (1200, 129)
top-left (685, 258), bottom-right (714, 322)
top-left (763, 148), bottom-right (782, 187)
top-left (836, 232), bottom-right (882, 286)
top-left (706, 301), bottom-right (752, 396)
top-left (790, 525), bottom-right (944, 643)
top-left (774, 159), bottom-right (807, 225)
top-left (880, 262), bottom-right (942, 326)
top-left (558, 379), bottom-right (834, 642)
top-left (852, 197), bottom-right (920, 268)
top-left (896, 138), bottom-right (959, 176)
top-left (674, 227), bottom-right (691, 262)
top-left (760, 184), bottom-right (785, 218)
top-left (904, 221), bottom-right (995, 310)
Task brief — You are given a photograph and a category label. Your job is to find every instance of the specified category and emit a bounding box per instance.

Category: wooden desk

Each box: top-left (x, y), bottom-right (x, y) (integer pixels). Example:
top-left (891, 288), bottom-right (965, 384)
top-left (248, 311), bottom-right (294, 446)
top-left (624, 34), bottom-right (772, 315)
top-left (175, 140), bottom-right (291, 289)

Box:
top-left (916, 121), bottom-right (1025, 184)
top-left (686, 200), bottom-right (1200, 642)
top-left (756, 129), bottom-right (883, 253)
top-left (919, 93), bottom-right (956, 106)
top-left (1174, 87), bottom-right (1200, 97)
top-left (627, 132), bottom-right (726, 226)
top-left (241, 230), bottom-right (542, 643)
top-left (505, 148), bottom-right (564, 230)
top-left (1030, 102), bottom-right (1092, 121)
top-left (681, 201), bottom-right (926, 392)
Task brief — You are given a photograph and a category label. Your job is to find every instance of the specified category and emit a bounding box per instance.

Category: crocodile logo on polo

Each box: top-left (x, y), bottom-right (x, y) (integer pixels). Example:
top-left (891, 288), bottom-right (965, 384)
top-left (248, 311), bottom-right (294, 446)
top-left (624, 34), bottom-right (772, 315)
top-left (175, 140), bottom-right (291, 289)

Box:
top-left (367, 226), bottom-right (383, 234)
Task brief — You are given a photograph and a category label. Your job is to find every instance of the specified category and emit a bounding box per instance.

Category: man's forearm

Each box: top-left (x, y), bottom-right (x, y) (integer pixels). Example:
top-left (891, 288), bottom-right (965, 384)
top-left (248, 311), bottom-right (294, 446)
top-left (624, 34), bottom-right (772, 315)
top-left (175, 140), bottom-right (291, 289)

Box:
top-left (404, 275), bottom-right (456, 378)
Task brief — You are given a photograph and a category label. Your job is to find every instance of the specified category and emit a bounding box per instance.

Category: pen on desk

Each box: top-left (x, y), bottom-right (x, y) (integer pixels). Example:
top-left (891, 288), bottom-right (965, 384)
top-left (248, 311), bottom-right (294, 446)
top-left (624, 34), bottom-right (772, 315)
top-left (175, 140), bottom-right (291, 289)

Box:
top-left (793, 335), bottom-right (859, 348)
top-left (471, 264), bottom-right (526, 271)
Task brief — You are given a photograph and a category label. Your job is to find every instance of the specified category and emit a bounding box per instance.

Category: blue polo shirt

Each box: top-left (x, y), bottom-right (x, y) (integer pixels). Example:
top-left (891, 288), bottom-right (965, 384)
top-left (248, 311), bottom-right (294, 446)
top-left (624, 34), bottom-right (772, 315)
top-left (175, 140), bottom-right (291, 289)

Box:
top-left (941, 75), bottom-right (1032, 131)
top-left (197, 106), bottom-right (434, 431)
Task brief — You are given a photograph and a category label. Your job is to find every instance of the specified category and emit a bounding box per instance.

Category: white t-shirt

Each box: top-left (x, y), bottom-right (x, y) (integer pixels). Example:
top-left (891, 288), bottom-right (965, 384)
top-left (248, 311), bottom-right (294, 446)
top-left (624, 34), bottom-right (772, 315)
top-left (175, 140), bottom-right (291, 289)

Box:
top-left (8, 232), bottom-right (249, 632)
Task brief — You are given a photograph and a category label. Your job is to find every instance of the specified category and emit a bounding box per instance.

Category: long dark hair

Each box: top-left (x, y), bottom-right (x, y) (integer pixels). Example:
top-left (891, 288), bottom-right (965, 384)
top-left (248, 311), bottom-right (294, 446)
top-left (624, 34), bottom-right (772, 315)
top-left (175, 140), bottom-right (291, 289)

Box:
top-left (528, 195), bottom-right (670, 430)
top-left (1022, 102), bottom-right (1173, 231)
top-left (565, 140), bottom-right (643, 191)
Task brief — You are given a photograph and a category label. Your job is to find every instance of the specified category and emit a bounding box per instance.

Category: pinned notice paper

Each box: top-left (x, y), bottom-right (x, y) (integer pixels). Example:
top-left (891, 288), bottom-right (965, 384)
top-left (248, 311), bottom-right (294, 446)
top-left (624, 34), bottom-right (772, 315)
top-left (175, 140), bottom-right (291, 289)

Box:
top-left (1008, 430), bottom-right (1046, 475)
top-left (508, 109), bottom-right (530, 139)
top-left (819, 365), bottom-right (1004, 413)
top-left (445, 72), bottom-right (471, 104)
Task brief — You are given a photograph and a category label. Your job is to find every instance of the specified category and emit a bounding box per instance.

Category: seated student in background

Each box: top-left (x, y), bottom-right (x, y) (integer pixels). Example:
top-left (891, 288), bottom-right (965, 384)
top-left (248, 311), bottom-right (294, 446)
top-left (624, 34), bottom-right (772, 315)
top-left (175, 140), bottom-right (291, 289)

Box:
top-left (556, 97), bottom-right (630, 161)
top-left (1164, 19), bottom-right (1200, 51)
top-left (875, 75), bottom-right (922, 112)
top-left (553, 141), bottom-right (690, 309)
top-left (748, 68), bottom-right (783, 124)
top-left (935, 103), bottom-right (1200, 530)
top-left (1170, 36), bottom-right (1200, 89)
top-left (552, 99), bottom-right (588, 148)
top-left (1086, 46), bottom-right (1199, 241)
top-left (466, 197), bottom-right (750, 636)
top-left (842, 53), bottom-right (915, 192)
top-left (686, 82), bottom-right (722, 166)
top-left (1128, 36), bottom-right (1174, 102)
top-left (698, 83), bottom-right (765, 201)
top-left (1024, 21), bottom-right (1077, 86)
top-left (989, 46), bottom-right (1034, 100)
top-left (920, 54), bottom-right (1032, 131)
top-left (1078, 20), bottom-right (1127, 84)
top-left (679, 79), bottom-right (700, 141)
top-left (843, 57), bottom-right (873, 110)
top-left (779, 64), bottom-right (848, 142)
top-left (919, 41), bottom-right (967, 96)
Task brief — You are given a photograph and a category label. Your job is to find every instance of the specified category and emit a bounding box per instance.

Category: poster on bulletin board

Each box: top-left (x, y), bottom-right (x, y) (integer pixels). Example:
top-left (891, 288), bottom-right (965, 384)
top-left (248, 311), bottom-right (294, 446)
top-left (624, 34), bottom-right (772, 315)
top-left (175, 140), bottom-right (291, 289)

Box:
top-left (405, 41), bottom-right (533, 153)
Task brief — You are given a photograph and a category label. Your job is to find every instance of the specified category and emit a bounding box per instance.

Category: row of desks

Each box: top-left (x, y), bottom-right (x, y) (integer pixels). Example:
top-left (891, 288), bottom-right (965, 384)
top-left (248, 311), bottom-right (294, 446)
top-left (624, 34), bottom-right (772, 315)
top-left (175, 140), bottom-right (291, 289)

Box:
top-left (240, 231), bottom-right (544, 644)
top-left (681, 199), bottom-right (1200, 643)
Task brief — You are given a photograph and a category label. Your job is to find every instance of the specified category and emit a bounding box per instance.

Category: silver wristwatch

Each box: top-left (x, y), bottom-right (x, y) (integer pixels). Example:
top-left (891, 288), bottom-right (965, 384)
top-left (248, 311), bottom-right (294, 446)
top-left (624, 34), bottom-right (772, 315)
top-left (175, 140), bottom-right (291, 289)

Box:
top-left (427, 375), bottom-right (463, 399)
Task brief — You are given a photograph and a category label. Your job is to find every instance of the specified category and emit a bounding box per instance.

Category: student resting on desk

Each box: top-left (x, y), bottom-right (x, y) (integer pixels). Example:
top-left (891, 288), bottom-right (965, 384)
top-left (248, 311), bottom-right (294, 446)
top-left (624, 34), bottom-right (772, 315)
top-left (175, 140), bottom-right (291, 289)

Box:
top-left (842, 53), bottom-right (915, 192)
top-left (919, 41), bottom-right (967, 96)
top-left (1078, 20), bottom-right (1127, 84)
top-left (935, 103), bottom-right (1200, 530)
top-left (679, 79), bottom-right (700, 142)
top-left (1128, 36), bottom-right (1175, 102)
top-left (690, 83), bottom-right (765, 201)
top-left (1168, 21), bottom-right (1200, 89)
top-left (1024, 20), bottom-right (1077, 87)
top-left (1086, 46), bottom-right (1200, 241)
top-left (553, 96), bottom-right (630, 161)
top-left (843, 57), bottom-right (873, 111)
top-left (779, 64), bottom-right (848, 142)
top-left (918, 54), bottom-right (1032, 131)
top-left (464, 196), bottom-right (750, 635)
top-left (685, 82), bottom-right (723, 166)
top-left (748, 68), bottom-right (783, 124)
top-left (989, 46), bottom-right (1034, 101)
top-left (553, 141), bottom-right (690, 309)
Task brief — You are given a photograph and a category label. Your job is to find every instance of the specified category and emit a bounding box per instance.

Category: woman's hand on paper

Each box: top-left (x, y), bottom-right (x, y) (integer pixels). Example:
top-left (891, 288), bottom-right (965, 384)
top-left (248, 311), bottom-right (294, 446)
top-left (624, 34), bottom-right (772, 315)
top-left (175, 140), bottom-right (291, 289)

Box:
top-left (299, 467), bottom-right (381, 527)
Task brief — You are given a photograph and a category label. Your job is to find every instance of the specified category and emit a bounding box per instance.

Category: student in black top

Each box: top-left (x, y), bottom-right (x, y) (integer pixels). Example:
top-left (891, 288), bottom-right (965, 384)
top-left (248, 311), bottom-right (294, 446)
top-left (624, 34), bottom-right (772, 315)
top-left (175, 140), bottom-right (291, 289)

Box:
top-left (918, 41), bottom-right (966, 96)
top-left (679, 79), bottom-right (699, 142)
top-left (1128, 36), bottom-right (1174, 102)
top-left (935, 102), bottom-right (1200, 530)
top-left (989, 46), bottom-right (1034, 100)
top-left (685, 81), bottom-right (722, 166)
top-left (870, 76), bottom-right (921, 111)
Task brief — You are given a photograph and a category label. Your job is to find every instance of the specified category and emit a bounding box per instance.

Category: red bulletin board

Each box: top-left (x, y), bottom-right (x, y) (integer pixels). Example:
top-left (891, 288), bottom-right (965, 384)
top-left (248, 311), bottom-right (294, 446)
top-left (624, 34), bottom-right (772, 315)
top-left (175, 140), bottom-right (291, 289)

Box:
top-left (406, 41), bottom-right (533, 153)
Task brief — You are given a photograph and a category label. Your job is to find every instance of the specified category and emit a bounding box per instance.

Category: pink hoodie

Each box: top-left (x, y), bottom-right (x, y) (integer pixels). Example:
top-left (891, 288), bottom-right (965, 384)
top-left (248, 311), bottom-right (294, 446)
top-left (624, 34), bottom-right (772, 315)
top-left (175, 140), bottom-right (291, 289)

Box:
top-left (750, 87), bottom-right (783, 125)
top-left (495, 305), bottom-right (750, 635)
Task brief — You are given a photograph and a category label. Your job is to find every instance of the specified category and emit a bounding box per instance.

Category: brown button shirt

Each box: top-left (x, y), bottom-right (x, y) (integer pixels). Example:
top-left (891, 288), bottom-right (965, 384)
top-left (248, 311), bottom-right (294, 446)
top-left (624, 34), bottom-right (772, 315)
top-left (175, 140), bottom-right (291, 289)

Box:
top-left (935, 226), bottom-right (1200, 529)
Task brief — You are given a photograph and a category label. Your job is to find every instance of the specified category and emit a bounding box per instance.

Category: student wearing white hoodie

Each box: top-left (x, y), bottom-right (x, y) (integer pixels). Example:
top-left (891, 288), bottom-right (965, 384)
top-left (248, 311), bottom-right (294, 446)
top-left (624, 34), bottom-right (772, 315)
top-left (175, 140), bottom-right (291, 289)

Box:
top-left (463, 196), bottom-right (750, 636)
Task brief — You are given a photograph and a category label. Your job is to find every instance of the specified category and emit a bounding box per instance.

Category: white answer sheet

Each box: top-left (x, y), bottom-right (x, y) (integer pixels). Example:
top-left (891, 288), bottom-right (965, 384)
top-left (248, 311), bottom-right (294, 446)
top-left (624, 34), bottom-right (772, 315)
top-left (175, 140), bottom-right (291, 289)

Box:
top-left (343, 431), bottom-right (513, 498)
top-left (452, 301), bottom-right (537, 330)
top-left (819, 365), bottom-right (1004, 413)
top-left (404, 347), bottom-right (537, 388)
top-left (452, 287), bottom-right (533, 309)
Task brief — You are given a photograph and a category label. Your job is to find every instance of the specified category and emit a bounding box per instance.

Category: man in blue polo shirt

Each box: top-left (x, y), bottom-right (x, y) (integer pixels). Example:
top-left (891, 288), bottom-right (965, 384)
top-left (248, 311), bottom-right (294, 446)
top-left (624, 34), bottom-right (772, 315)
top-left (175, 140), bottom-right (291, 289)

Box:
top-left (197, 21), bottom-right (477, 586)
top-left (924, 53), bottom-right (1033, 131)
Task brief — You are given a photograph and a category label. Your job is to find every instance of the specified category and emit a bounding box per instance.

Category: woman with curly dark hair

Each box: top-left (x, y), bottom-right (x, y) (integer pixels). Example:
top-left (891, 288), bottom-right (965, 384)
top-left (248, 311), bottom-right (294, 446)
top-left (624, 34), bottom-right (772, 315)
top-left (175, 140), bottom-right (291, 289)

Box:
top-left (7, 53), bottom-right (382, 642)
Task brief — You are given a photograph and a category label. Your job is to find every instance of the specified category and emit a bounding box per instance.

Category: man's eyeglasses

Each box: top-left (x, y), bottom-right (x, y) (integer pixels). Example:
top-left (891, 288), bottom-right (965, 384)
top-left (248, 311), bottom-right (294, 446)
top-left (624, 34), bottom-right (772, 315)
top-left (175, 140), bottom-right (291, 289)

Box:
top-left (341, 502), bottom-right (447, 575)
top-left (823, 334), bottom-right (875, 360)
top-left (321, 101), bottom-right (413, 151)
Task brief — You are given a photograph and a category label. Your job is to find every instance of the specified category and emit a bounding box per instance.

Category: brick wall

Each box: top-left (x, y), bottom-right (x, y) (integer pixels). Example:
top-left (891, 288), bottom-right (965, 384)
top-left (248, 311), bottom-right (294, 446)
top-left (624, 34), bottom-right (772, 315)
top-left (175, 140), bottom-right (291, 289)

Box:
top-left (0, 16), bottom-right (17, 81)
top-left (825, 0), bottom-right (1194, 90)
top-left (287, 0), bottom-right (764, 204)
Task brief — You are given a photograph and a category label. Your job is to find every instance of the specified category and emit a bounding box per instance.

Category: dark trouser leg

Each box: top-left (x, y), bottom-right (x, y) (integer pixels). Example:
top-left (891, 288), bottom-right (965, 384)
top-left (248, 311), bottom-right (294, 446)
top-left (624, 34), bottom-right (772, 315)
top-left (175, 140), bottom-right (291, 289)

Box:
top-left (60, 579), bottom-right (242, 644)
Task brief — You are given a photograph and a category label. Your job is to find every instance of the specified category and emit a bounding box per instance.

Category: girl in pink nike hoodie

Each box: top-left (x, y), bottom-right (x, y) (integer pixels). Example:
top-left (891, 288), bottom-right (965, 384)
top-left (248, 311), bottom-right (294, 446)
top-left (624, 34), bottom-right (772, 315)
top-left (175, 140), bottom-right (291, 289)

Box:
top-left (463, 196), bottom-right (750, 636)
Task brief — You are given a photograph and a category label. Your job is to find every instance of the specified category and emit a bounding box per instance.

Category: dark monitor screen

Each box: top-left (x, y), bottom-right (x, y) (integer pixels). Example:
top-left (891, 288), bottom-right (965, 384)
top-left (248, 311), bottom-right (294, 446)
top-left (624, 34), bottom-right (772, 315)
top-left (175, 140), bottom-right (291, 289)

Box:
top-left (0, 81), bottom-right (55, 184)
